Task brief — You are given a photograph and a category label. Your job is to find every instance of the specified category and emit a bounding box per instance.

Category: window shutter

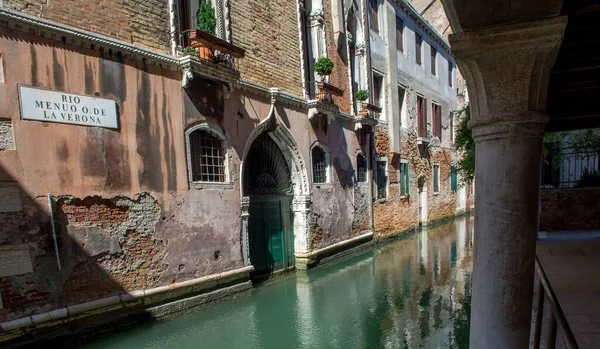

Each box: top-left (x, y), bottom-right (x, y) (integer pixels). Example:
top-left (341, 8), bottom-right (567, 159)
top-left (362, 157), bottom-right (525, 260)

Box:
top-left (405, 163), bottom-right (410, 196)
top-left (451, 166), bottom-right (457, 192)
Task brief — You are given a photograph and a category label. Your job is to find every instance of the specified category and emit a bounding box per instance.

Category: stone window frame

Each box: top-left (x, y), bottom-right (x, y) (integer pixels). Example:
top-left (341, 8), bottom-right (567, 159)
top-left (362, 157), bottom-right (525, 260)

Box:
top-left (395, 15), bottom-right (405, 53)
top-left (372, 70), bottom-right (385, 120)
top-left (185, 123), bottom-right (233, 190)
top-left (430, 45), bottom-right (437, 77)
top-left (375, 157), bottom-right (389, 201)
top-left (356, 150), bottom-right (369, 185)
top-left (310, 141), bottom-right (332, 188)
top-left (433, 163), bottom-right (441, 194)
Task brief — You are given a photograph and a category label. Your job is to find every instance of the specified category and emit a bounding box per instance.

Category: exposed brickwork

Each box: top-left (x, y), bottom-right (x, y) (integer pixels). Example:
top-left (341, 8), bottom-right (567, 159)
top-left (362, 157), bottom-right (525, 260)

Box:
top-left (323, 1), bottom-right (352, 114)
top-left (0, 119), bottom-right (14, 150)
top-left (540, 187), bottom-right (600, 231)
top-left (373, 128), bottom-right (456, 236)
top-left (4, 0), bottom-right (171, 53)
top-left (375, 125), bottom-right (390, 157)
top-left (62, 230), bottom-right (166, 305)
top-left (58, 196), bottom-right (131, 228)
top-left (231, 0), bottom-right (303, 97)
top-left (0, 278), bottom-right (51, 317)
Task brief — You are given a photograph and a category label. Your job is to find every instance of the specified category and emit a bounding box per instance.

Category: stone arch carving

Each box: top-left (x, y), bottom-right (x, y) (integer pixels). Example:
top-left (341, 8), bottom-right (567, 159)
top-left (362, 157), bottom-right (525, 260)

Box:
top-left (239, 104), bottom-right (312, 267)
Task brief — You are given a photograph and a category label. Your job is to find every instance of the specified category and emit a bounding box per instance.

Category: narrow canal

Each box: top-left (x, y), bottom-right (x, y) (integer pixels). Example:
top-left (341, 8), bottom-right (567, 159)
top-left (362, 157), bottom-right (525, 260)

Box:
top-left (84, 216), bottom-right (474, 349)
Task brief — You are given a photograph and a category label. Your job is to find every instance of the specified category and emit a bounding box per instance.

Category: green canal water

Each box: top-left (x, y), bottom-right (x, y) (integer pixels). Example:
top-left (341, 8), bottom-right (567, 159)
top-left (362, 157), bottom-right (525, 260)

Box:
top-left (84, 216), bottom-right (474, 349)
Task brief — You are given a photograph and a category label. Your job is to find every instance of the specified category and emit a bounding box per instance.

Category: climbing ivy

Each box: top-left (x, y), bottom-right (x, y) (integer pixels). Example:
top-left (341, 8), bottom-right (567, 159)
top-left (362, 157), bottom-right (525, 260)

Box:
top-left (454, 105), bottom-right (474, 183)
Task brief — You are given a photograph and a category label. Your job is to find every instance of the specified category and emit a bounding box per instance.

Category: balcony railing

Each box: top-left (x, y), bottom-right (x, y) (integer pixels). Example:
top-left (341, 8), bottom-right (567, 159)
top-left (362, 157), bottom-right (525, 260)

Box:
top-left (316, 81), bottom-right (344, 105)
top-left (531, 255), bottom-right (579, 349)
top-left (180, 29), bottom-right (245, 71)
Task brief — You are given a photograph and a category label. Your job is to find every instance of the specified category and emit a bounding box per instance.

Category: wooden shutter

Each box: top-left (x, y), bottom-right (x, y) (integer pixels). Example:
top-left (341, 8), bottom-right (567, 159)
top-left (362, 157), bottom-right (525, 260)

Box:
top-left (396, 17), bottom-right (403, 52)
top-left (451, 166), bottom-right (457, 192)
top-left (431, 47), bottom-right (436, 75)
top-left (370, 0), bottom-right (379, 32)
top-left (416, 34), bottom-right (422, 65)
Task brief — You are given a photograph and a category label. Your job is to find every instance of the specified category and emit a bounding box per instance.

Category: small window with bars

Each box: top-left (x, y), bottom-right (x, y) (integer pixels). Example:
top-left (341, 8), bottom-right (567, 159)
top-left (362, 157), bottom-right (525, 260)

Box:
top-left (399, 161), bottom-right (409, 197)
top-left (376, 160), bottom-right (388, 199)
top-left (433, 164), bottom-right (440, 193)
top-left (312, 146), bottom-right (328, 184)
top-left (189, 129), bottom-right (226, 182)
top-left (357, 153), bottom-right (367, 183)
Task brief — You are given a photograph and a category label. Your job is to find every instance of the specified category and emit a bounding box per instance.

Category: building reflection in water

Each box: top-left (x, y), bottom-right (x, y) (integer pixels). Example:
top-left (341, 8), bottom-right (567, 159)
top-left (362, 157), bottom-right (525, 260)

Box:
top-left (83, 216), bottom-right (474, 349)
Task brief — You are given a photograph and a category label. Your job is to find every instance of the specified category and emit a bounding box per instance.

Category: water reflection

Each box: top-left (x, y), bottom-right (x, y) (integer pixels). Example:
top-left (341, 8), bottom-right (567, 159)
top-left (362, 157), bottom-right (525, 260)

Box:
top-left (84, 216), bottom-right (474, 349)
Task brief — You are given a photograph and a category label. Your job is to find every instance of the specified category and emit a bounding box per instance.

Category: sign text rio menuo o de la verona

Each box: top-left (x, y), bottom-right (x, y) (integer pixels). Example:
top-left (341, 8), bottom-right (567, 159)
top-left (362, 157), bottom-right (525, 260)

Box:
top-left (19, 86), bottom-right (118, 129)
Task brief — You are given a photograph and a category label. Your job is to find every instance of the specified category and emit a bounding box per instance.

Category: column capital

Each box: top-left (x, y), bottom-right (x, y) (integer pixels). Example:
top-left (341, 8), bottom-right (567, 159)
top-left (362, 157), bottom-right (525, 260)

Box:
top-left (450, 16), bottom-right (567, 139)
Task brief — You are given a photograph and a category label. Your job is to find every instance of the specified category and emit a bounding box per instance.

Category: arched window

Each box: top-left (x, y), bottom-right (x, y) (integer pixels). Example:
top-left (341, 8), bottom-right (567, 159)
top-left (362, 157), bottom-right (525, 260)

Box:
top-left (357, 153), bottom-right (367, 183)
top-left (311, 143), bottom-right (330, 184)
top-left (185, 124), bottom-right (230, 187)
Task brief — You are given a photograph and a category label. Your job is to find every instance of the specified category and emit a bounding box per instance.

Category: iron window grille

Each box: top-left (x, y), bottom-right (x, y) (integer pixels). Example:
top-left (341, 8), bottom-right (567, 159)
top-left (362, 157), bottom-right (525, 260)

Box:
top-left (189, 130), bottom-right (226, 182)
top-left (357, 153), bottom-right (367, 183)
top-left (312, 146), bottom-right (328, 184)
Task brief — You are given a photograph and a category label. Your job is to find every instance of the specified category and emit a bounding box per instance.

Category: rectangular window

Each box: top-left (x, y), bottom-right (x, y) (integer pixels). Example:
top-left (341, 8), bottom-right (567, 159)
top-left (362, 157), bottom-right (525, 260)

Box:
top-left (433, 164), bottom-right (440, 193)
top-left (190, 130), bottom-right (226, 182)
top-left (431, 46), bottom-right (437, 76)
top-left (396, 16), bottom-right (404, 52)
top-left (415, 33), bottom-right (422, 65)
top-left (398, 86), bottom-right (407, 127)
top-left (369, 0), bottom-right (379, 33)
top-left (312, 146), bottom-right (328, 184)
top-left (357, 153), bottom-right (367, 183)
top-left (373, 72), bottom-right (384, 117)
top-left (399, 161), bottom-right (409, 197)
top-left (448, 61), bottom-right (453, 87)
top-left (376, 160), bottom-right (387, 199)
top-left (451, 166), bottom-right (458, 192)
top-left (417, 95), bottom-right (427, 138)
top-left (432, 103), bottom-right (442, 139)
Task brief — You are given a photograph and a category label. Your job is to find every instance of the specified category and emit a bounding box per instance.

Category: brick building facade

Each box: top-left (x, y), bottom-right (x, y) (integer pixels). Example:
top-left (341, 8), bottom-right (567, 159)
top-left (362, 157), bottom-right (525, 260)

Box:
top-left (0, 0), bottom-right (464, 343)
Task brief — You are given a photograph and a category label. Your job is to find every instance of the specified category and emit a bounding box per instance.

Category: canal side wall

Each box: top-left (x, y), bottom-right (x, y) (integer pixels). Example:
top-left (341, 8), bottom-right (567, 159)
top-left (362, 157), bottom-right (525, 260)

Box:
top-left (0, 5), bottom-right (374, 338)
top-left (539, 187), bottom-right (600, 231)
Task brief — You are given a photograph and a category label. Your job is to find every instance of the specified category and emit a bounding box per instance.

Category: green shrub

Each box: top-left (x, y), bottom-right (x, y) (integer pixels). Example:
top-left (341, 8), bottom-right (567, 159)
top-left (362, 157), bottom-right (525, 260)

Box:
top-left (355, 90), bottom-right (369, 102)
top-left (197, 0), bottom-right (216, 35)
top-left (182, 46), bottom-right (198, 56)
top-left (575, 168), bottom-right (600, 188)
top-left (315, 57), bottom-right (334, 77)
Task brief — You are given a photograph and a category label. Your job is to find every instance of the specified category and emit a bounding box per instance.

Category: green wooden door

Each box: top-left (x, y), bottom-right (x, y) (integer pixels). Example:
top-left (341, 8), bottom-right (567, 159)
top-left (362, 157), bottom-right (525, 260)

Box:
top-left (248, 197), bottom-right (289, 274)
top-left (249, 201), bottom-right (268, 272)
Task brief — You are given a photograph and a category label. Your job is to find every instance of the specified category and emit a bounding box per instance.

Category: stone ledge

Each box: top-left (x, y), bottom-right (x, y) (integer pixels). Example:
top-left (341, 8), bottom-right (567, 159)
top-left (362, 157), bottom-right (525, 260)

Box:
top-left (295, 231), bottom-right (374, 270)
top-left (0, 266), bottom-right (253, 343)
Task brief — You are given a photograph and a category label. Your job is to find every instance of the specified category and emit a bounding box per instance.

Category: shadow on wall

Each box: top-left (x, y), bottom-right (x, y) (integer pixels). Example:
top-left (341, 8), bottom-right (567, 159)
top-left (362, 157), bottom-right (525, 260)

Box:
top-left (0, 163), bottom-right (164, 347)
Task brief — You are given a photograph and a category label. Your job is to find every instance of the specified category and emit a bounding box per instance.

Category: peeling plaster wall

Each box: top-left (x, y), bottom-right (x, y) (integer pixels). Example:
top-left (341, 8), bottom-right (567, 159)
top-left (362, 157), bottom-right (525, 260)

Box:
top-left (0, 27), bottom-right (248, 323)
top-left (0, 11), bottom-right (371, 325)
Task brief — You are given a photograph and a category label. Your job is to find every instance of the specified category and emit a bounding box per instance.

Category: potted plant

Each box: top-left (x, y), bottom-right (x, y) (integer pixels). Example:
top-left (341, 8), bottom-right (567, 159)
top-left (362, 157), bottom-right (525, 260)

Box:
top-left (190, 0), bottom-right (217, 61)
top-left (182, 46), bottom-right (198, 57)
top-left (355, 89), bottom-right (370, 116)
top-left (314, 57), bottom-right (334, 81)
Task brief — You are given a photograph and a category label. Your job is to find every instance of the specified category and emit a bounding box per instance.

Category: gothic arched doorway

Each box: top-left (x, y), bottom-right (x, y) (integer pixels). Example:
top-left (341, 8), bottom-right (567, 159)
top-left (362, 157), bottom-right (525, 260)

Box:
top-left (243, 133), bottom-right (294, 275)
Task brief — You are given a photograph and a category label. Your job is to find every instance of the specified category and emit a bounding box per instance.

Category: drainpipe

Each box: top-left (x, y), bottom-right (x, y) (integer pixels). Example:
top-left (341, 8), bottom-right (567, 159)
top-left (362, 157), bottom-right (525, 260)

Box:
top-left (47, 193), bottom-right (61, 271)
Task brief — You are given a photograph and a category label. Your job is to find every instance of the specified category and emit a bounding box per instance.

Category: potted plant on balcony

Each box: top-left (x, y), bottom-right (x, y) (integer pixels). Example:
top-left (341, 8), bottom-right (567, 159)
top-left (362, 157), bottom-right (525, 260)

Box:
top-left (314, 57), bottom-right (343, 102)
top-left (190, 0), bottom-right (217, 61)
top-left (356, 89), bottom-right (370, 116)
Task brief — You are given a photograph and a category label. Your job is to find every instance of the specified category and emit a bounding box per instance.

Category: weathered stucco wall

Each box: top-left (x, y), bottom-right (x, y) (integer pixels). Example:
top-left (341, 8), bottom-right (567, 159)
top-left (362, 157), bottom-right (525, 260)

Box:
top-left (0, 28), bottom-right (247, 323)
top-left (540, 187), bottom-right (600, 231)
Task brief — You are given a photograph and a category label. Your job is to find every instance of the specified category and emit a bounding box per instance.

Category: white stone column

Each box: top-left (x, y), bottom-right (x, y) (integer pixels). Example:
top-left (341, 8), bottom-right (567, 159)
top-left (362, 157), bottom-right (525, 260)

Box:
top-left (240, 196), bottom-right (251, 266)
top-left (293, 195), bottom-right (312, 254)
top-left (450, 17), bottom-right (567, 349)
